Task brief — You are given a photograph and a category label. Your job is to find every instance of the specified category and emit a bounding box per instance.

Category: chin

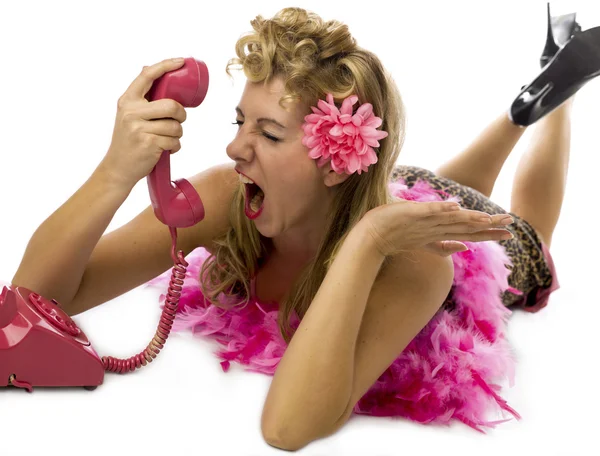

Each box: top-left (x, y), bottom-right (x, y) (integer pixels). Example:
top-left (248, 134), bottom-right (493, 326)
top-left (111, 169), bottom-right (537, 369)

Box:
top-left (254, 223), bottom-right (277, 240)
top-left (253, 216), bottom-right (287, 242)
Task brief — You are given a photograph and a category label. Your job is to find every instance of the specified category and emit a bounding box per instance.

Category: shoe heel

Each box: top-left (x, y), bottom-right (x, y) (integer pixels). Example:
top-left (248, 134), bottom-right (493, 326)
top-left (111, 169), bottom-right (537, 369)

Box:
top-left (541, 3), bottom-right (560, 67)
top-left (539, 2), bottom-right (581, 69)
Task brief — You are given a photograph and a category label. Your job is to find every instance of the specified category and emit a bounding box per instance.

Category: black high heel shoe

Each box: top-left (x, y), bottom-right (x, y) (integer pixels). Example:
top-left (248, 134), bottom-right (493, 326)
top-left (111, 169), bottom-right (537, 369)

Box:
top-left (540, 2), bottom-right (581, 69)
top-left (509, 25), bottom-right (600, 127)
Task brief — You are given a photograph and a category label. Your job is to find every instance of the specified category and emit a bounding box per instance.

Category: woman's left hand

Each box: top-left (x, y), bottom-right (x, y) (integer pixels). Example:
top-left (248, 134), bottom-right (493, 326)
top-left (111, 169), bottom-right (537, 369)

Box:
top-left (360, 199), bottom-right (514, 257)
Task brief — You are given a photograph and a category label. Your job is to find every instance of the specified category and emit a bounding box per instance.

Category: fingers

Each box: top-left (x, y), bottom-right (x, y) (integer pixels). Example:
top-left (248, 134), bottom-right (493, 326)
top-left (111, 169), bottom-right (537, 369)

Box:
top-left (123, 58), bottom-right (186, 102)
top-left (428, 204), bottom-right (513, 228)
top-left (137, 98), bottom-right (187, 123)
top-left (413, 201), bottom-right (461, 215)
top-left (436, 216), bottom-right (513, 235)
top-left (421, 240), bottom-right (468, 257)
top-left (420, 201), bottom-right (498, 224)
top-left (426, 203), bottom-right (515, 242)
top-left (441, 207), bottom-right (493, 224)
top-left (434, 228), bottom-right (513, 242)
top-left (144, 118), bottom-right (184, 138)
top-left (153, 135), bottom-right (182, 154)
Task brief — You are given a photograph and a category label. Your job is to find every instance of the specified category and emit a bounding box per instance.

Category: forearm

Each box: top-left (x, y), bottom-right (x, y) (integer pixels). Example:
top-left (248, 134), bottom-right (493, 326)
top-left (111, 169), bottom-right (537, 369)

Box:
top-left (11, 159), bottom-right (134, 308)
top-left (262, 221), bottom-right (385, 443)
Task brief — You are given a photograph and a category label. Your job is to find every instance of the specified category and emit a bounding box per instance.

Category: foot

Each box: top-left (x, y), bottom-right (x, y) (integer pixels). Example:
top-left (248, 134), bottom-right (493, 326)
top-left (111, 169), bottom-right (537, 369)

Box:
top-left (509, 25), bottom-right (600, 127)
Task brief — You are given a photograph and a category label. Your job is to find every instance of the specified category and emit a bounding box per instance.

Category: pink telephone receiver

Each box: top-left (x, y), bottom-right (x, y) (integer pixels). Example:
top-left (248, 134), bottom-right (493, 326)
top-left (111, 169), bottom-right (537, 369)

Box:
top-left (0, 57), bottom-right (209, 392)
top-left (146, 58), bottom-right (208, 227)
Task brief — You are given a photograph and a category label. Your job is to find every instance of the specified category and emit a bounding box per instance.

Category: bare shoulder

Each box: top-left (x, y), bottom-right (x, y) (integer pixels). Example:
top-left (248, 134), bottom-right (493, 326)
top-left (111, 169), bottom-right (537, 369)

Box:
top-left (187, 162), bottom-right (239, 252)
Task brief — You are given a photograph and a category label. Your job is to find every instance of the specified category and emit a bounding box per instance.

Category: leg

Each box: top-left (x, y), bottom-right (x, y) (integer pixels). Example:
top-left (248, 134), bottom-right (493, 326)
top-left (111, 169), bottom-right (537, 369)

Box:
top-left (510, 97), bottom-right (574, 248)
top-left (435, 111), bottom-right (527, 198)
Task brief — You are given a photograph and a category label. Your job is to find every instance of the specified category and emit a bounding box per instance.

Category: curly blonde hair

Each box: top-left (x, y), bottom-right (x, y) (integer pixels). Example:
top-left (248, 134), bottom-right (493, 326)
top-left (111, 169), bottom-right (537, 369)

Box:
top-left (198, 7), bottom-right (406, 344)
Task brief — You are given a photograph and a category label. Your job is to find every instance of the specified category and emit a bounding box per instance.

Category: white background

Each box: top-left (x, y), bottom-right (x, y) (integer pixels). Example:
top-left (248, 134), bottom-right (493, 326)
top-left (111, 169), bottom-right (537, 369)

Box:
top-left (1, 0), bottom-right (599, 455)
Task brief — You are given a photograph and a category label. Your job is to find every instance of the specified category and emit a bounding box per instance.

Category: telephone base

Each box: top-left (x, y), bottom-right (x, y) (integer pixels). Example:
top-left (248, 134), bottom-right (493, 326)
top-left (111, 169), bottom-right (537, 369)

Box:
top-left (0, 286), bottom-right (105, 390)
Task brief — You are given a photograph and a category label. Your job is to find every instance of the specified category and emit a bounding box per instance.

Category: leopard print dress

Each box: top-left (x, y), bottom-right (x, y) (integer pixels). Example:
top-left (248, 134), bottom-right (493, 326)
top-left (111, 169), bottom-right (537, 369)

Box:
top-left (391, 164), bottom-right (556, 312)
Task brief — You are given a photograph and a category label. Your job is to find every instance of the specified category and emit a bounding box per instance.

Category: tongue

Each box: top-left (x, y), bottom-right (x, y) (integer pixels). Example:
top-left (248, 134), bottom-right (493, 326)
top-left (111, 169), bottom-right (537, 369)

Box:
top-left (249, 189), bottom-right (265, 212)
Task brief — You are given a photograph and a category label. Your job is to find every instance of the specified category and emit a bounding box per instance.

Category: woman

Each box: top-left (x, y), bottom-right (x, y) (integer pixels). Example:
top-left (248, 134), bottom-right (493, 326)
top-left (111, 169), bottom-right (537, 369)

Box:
top-left (11, 5), bottom-right (599, 451)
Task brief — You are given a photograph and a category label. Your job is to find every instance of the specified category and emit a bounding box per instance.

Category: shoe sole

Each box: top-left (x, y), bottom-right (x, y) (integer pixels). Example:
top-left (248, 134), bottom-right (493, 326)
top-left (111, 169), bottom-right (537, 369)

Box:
top-left (511, 25), bottom-right (600, 126)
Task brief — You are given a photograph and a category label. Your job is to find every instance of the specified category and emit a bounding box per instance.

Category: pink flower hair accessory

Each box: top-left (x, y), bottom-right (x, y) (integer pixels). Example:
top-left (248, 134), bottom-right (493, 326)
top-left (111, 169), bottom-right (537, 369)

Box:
top-left (301, 93), bottom-right (389, 175)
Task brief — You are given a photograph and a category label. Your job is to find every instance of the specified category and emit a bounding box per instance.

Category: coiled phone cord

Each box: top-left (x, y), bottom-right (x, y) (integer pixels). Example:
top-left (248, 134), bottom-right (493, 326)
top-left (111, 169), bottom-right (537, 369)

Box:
top-left (101, 226), bottom-right (187, 374)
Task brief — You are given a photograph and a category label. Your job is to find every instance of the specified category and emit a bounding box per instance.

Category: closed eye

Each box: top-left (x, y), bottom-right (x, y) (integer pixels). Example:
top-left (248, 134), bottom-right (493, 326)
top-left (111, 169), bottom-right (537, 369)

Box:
top-left (231, 120), bottom-right (280, 142)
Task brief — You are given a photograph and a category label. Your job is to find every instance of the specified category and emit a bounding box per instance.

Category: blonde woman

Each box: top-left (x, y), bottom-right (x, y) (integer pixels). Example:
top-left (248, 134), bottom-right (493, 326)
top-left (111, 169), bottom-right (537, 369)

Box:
top-left (12, 5), bottom-right (599, 451)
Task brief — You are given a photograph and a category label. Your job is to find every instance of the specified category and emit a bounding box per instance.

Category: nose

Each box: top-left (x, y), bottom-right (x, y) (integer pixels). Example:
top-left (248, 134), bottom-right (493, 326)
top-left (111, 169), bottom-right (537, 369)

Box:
top-left (226, 128), bottom-right (255, 163)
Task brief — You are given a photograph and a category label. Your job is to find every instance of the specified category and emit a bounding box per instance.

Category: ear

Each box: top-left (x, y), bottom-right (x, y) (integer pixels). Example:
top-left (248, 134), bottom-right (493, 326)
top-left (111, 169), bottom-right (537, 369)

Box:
top-left (321, 162), bottom-right (351, 188)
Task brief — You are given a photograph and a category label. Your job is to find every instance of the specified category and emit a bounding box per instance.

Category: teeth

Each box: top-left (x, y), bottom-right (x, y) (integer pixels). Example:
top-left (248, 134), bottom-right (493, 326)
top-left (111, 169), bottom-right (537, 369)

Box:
top-left (239, 174), bottom-right (255, 185)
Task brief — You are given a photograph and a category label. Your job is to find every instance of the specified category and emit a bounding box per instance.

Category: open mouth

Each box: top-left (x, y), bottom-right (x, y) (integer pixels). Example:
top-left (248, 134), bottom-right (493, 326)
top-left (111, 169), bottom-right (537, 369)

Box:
top-left (244, 182), bottom-right (265, 218)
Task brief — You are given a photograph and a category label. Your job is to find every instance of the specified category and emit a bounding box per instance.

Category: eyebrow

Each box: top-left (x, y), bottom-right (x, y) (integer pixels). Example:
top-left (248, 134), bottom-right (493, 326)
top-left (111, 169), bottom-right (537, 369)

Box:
top-left (235, 106), bottom-right (287, 130)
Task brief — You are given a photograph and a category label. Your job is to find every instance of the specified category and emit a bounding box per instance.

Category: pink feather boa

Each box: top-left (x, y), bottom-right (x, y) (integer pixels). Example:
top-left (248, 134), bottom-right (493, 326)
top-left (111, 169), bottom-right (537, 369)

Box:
top-left (145, 178), bottom-right (521, 433)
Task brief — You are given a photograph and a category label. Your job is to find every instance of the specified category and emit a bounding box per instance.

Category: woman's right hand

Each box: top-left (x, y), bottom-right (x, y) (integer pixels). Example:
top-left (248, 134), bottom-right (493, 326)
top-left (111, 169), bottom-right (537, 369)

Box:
top-left (99, 58), bottom-right (188, 188)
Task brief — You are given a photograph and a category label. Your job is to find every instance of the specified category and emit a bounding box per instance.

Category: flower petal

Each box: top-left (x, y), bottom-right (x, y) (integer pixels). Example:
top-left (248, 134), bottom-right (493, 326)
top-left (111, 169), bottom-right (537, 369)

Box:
top-left (306, 135), bottom-right (322, 148)
top-left (340, 95), bottom-right (358, 116)
top-left (329, 124), bottom-right (344, 136)
top-left (351, 114), bottom-right (363, 127)
top-left (358, 126), bottom-right (380, 138)
top-left (342, 123), bottom-right (356, 136)
top-left (347, 152), bottom-right (360, 173)
top-left (329, 144), bottom-right (341, 156)
top-left (354, 136), bottom-right (363, 151)
top-left (305, 113), bottom-right (323, 123)
top-left (372, 129), bottom-right (388, 140)
top-left (364, 116), bottom-right (382, 128)
top-left (339, 113), bottom-right (352, 124)
top-left (317, 99), bottom-right (333, 115)
top-left (316, 156), bottom-right (329, 168)
top-left (365, 147), bottom-right (378, 164)
top-left (363, 136), bottom-right (381, 147)
top-left (356, 103), bottom-right (373, 119)
top-left (308, 144), bottom-right (324, 159)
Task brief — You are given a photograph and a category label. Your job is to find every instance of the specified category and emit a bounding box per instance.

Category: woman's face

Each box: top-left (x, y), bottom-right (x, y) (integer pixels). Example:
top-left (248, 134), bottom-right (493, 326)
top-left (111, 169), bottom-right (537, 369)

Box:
top-left (226, 76), bottom-right (346, 257)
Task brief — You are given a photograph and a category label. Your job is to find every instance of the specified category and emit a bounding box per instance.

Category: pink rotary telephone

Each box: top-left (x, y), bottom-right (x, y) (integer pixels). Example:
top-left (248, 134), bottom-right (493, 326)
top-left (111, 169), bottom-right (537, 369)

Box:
top-left (0, 57), bottom-right (209, 392)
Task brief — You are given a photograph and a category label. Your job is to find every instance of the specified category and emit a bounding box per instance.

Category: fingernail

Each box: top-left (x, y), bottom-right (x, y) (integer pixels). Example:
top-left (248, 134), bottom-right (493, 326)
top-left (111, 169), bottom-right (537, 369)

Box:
top-left (501, 232), bottom-right (514, 239)
top-left (499, 216), bottom-right (514, 225)
top-left (172, 57), bottom-right (185, 63)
